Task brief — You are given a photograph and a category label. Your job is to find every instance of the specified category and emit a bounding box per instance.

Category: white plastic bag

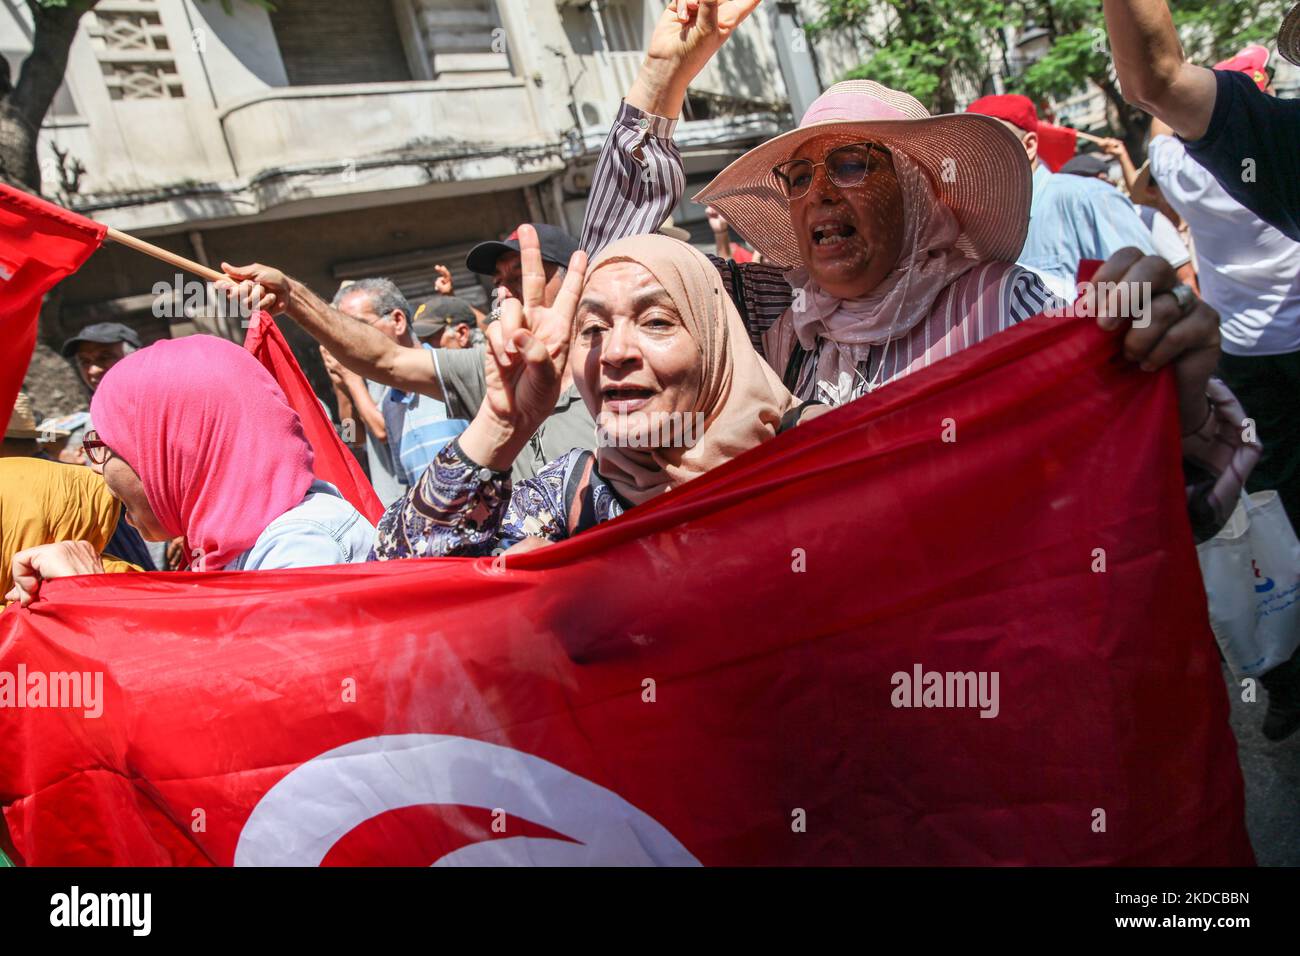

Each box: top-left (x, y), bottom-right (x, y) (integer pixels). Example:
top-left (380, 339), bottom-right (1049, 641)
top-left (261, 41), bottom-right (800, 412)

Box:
top-left (1196, 490), bottom-right (1300, 677)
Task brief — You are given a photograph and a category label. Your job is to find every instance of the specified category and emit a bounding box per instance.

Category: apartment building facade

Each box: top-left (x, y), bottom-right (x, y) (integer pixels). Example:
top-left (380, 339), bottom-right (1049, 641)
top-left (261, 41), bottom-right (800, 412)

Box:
top-left (3, 0), bottom-right (865, 350)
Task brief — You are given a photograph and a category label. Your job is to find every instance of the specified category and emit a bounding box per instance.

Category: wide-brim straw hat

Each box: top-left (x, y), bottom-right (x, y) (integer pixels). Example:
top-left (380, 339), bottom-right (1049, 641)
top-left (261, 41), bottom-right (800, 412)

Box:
top-left (694, 80), bottom-right (1032, 268)
top-left (5, 393), bottom-right (39, 441)
top-left (658, 216), bottom-right (692, 242)
top-left (1281, 3), bottom-right (1300, 66)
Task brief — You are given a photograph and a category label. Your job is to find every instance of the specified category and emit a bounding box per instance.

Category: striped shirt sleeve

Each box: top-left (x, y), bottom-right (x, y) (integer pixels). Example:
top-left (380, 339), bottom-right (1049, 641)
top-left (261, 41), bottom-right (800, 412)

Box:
top-left (580, 102), bottom-right (687, 257)
top-left (578, 100), bottom-right (796, 358)
top-left (1006, 267), bottom-right (1059, 327)
top-left (714, 258), bottom-right (795, 355)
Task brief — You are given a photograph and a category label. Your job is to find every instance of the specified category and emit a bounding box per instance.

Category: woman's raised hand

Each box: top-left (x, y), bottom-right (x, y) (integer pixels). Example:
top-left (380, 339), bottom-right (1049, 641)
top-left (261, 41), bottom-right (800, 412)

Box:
top-left (630, 0), bottom-right (764, 116)
top-left (463, 225), bottom-right (587, 473)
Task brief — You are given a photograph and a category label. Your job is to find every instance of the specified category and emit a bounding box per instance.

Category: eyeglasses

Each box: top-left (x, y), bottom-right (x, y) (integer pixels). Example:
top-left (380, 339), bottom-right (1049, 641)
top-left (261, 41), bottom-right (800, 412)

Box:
top-left (772, 142), bottom-right (892, 199)
top-left (82, 429), bottom-right (110, 466)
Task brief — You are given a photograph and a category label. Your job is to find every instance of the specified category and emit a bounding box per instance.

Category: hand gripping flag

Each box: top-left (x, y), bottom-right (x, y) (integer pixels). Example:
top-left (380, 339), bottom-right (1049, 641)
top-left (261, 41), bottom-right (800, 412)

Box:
top-left (0, 184), bottom-right (106, 436)
top-left (0, 311), bottom-right (1252, 866)
top-left (243, 310), bottom-right (385, 525)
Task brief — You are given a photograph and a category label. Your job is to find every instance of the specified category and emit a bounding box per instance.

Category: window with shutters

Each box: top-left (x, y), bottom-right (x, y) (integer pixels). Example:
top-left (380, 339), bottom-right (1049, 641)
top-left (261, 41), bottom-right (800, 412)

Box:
top-left (560, 0), bottom-right (645, 54)
top-left (398, 0), bottom-right (511, 80)
top-left (269, 0), bottom-right (414, 86)
top-left (86, 0), bottom-right (183, 100)
top-left (333, 243), bottom-right (493, 312)
top-left (599, 0), bottom-right (643, 53)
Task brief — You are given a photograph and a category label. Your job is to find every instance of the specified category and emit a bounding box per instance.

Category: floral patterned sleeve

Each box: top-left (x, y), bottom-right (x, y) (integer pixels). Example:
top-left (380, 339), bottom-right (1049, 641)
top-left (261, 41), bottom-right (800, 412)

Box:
top-left (369, 439), bottom-right (579, 560)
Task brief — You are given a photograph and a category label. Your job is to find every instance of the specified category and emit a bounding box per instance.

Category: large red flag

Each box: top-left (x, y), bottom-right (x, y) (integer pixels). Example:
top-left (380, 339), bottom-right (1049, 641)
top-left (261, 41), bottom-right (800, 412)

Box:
top-left (0, 184), bottom-right (106, 436)
top-left (1037, 122), bottom-right (1080, 173)
top-left (243, 310), bottom-right (384, 525)
top-left (0, 312), bottom-right (1251, 866)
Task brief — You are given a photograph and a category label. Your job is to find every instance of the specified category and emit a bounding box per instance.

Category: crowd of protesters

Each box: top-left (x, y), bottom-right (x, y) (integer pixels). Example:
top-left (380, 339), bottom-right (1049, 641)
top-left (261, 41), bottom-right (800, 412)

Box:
top-left (5, 0), bottom-right (1299, 759)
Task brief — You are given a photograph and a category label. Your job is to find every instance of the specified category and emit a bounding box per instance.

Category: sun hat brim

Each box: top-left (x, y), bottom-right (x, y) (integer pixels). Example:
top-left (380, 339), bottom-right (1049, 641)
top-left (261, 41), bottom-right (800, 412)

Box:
top-left (1281, 3), bottom-right (1300, 66)
top-left (693, 112), bottom-right (1032, 269)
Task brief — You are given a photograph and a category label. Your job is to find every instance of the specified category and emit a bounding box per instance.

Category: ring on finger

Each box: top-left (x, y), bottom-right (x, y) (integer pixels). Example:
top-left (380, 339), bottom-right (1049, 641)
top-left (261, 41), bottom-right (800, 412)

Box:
top-left (1168, 283), bottom-right (1196, 316)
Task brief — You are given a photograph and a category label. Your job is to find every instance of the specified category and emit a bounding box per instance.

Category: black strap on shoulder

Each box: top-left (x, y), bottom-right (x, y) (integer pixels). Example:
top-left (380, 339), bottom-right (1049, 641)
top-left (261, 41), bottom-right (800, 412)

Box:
top-left (726, 258), bottom-right (750, 327)
top-left (782, 341), bottom-right (809, 393)
top-left (779, 400), bottom-right (822, 434)
top-left (563, 450), bottom-right (598, 536)
top-left (728, 255), bottom-right (807, 391)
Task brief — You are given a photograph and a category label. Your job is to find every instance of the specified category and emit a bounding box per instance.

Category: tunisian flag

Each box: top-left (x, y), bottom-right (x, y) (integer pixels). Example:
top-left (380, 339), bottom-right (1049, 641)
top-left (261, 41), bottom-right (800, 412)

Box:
top-left (243, 310), bottom-right (384, 525)
top-left (1037, 122), bottom-right (1080, 173)
top-left (0, 311), bottom-right (1251, 866)
top-left (0, 184), bottom-right (106, 436)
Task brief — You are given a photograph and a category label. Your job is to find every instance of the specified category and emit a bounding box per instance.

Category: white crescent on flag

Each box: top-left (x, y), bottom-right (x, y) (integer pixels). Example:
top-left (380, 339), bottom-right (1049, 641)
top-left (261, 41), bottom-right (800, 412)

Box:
top-left (234, 734), bottom-right (701, 866)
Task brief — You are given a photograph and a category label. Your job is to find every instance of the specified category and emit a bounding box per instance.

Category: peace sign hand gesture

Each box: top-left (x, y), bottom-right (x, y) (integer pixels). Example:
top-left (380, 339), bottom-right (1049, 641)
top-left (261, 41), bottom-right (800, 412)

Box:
top-left (651, 0), bottom-right (763, 69)
top-left (631, 1), bottom-right (764, 115)
top-left (459, 225), bottom-right (588, 473)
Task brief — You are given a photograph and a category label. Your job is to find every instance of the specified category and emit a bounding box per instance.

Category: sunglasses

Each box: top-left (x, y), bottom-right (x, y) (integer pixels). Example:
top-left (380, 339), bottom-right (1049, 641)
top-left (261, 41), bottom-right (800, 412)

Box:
top-left (772, 142), bottom-right (892, 200)
top-left (82, 429), bottom-right (111, 466)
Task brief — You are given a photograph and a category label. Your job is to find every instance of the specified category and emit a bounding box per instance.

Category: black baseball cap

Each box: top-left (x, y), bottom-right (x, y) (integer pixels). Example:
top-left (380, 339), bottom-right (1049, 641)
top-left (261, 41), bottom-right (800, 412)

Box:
top-left (1059, 154), bottom-right (1111, 178)
top-left (465, 224), bottom-right (581, 277)
top-left (61, 321), bottom-right (142, 357)
top-left (412, 296), bottom-right (477, 339)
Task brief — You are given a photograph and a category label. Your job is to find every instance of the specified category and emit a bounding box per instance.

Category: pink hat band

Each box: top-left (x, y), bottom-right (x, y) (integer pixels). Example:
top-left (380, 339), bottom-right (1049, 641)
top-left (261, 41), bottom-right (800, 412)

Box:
top-left (802, 95), bottom-right (910, 126)
top-left (799, 82), bottom-right (933, 128)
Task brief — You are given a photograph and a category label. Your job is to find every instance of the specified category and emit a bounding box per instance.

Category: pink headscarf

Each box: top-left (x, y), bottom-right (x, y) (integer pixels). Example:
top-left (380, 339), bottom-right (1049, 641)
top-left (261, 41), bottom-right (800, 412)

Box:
top-left (91, 335), bottom-right (315, 570)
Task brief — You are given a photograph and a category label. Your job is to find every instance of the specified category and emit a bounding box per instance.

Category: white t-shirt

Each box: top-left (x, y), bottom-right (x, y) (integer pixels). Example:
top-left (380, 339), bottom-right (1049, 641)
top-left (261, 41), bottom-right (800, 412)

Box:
top-left (1148, 135), bottom-right (1300, 356)
top-left (1135, 205), bottom-right (1191, 269)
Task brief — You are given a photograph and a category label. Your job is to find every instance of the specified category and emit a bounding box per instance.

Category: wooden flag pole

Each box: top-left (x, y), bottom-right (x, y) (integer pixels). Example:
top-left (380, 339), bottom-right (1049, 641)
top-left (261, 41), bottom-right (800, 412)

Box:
top-left (1074, 130), bottom-right (1107, 146)
top-left (105, 226), bottom-right (225, 284)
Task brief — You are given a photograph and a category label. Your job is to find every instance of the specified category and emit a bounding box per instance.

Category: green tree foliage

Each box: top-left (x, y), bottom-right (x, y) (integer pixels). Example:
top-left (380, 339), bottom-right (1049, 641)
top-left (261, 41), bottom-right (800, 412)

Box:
top-left (811, 0), bottom-right (1291, 153)
top-left (808, 0), bottom-right (1009, 113)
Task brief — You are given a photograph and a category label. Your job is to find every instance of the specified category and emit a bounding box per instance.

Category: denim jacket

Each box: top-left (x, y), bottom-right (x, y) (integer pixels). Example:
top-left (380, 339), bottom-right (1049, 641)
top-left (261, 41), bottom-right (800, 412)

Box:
top-left (228, 480), bottom-right (375, 570)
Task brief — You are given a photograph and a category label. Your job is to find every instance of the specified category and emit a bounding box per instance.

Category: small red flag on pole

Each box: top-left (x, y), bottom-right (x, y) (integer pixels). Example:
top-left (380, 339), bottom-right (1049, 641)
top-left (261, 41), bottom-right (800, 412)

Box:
top-left (1036, 122), bottom-right (1080, 173)
top-left (243, 311), bottom-right (385, 525)
top-left (0, 184), bottom-right (107, 436)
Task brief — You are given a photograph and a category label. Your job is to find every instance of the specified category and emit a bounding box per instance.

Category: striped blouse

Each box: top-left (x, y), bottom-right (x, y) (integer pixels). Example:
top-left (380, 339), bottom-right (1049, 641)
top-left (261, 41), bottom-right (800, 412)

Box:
top-left (767, 262), bottom-right (1053, 404)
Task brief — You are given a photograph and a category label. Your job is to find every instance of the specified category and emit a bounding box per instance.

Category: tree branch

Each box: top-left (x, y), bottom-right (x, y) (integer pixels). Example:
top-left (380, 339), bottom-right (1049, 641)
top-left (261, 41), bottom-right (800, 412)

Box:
top-left (10, 0), bottom-right (97, 130)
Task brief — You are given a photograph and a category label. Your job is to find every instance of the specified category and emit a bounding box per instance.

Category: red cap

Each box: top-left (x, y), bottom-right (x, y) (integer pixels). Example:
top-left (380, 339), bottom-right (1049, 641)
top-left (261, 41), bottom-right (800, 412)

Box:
top-left (1214, 44), bottom-right (1271, 91)
top-left (966, 94), bottom-right (1039, 133)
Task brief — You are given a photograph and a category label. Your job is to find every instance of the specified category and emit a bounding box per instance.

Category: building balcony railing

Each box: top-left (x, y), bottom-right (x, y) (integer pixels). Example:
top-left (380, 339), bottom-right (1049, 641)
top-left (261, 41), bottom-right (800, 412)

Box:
top-left (217, 76), bottom-right (549, 177)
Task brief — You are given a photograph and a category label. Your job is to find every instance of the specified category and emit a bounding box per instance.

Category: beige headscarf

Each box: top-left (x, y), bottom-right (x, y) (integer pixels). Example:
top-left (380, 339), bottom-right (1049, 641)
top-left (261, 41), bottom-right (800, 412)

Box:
top-left (575, 234), bottom-right (798, 505)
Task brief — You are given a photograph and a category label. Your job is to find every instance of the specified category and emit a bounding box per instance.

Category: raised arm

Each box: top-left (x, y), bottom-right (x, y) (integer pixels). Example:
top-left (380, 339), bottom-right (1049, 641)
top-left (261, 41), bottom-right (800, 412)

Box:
top-left (321, 346), bottom-right (386, 441)
top-left (216, 263), bottom-right (445, 401)
top-left (1102, 0), bottom-right (1218, 139)
top-left (580, 0), bottom-right (763, 256)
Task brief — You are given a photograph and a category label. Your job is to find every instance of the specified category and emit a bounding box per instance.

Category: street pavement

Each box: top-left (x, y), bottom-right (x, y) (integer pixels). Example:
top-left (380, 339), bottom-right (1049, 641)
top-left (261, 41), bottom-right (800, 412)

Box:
top-left (1224, 665), bottom-right (1300, 866)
